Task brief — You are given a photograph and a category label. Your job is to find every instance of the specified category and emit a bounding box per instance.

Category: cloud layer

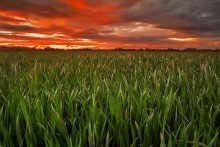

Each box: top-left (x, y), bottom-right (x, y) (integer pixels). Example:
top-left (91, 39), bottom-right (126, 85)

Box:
top-left (0, 0), bottom-right (220, 49)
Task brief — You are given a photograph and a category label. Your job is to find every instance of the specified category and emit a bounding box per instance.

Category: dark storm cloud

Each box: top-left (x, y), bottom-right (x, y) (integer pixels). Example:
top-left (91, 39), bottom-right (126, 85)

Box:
top-left (72, 28), bottom-right (168, 44)
top-left (0, 24), bottom-right (37, 32)
top-left (85, 0), bottom-right (141, 7)
top-left (0, 15), bottom-right (25, 23)
top-left (121, 36), bottom-right (166, 43)
top-left (122, 0), bottom-right (220, 37)
top-left (0, 0), bottom-right (73, 18)
top-left (73, 28), bottom-right (110, 39)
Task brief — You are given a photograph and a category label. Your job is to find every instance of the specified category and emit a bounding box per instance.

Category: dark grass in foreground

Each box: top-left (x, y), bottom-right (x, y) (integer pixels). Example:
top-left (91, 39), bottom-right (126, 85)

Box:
top-left (0, 51), bottom-right (220, 147)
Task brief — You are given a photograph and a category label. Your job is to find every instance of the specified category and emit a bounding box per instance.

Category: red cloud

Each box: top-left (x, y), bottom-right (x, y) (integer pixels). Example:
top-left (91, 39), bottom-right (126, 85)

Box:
top-left (0, 0), bottom-right (219, 49)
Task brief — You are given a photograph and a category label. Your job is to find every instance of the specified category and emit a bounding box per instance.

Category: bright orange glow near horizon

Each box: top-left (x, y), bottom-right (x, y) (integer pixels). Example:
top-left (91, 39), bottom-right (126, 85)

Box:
top-left (0, 0), bottom-right (220, 49)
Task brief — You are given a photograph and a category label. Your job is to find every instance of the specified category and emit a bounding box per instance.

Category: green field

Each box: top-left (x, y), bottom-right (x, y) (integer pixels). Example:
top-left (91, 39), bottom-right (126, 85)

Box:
top-left (0, 51), bottom-right (220, 147)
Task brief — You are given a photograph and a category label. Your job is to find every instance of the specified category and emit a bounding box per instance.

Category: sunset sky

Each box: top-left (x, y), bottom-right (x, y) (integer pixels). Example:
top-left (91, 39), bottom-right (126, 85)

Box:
top-left (0, 0), bottom-right (220, 49)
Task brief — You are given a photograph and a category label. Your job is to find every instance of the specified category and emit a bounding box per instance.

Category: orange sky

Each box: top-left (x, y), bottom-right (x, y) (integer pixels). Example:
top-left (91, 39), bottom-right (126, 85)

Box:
top-left (0, 0), bottom-right (220, 49)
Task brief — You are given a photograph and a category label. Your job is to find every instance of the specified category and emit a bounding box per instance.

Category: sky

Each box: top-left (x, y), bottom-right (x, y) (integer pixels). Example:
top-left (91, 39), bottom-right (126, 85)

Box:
top-left (0, 0), bottom-right (220, 49)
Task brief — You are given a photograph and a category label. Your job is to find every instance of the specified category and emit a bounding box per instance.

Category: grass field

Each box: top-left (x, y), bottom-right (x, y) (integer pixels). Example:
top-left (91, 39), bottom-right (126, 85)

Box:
top-left (0, 51), bottom-right (220, 147)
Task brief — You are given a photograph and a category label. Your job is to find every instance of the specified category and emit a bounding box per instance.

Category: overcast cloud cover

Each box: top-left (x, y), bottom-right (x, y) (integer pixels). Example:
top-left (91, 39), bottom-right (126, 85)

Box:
top-left (0, 0), bottom-right (220, 49)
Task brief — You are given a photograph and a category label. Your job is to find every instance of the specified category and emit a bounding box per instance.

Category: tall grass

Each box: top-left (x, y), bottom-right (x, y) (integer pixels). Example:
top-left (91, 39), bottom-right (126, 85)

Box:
top-left (0, 51), bottom-right (220, 147)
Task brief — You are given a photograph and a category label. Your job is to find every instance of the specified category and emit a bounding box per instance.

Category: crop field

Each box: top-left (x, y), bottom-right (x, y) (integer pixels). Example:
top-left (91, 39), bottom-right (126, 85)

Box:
top-left (0, 51), bottom-right (220, 147)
